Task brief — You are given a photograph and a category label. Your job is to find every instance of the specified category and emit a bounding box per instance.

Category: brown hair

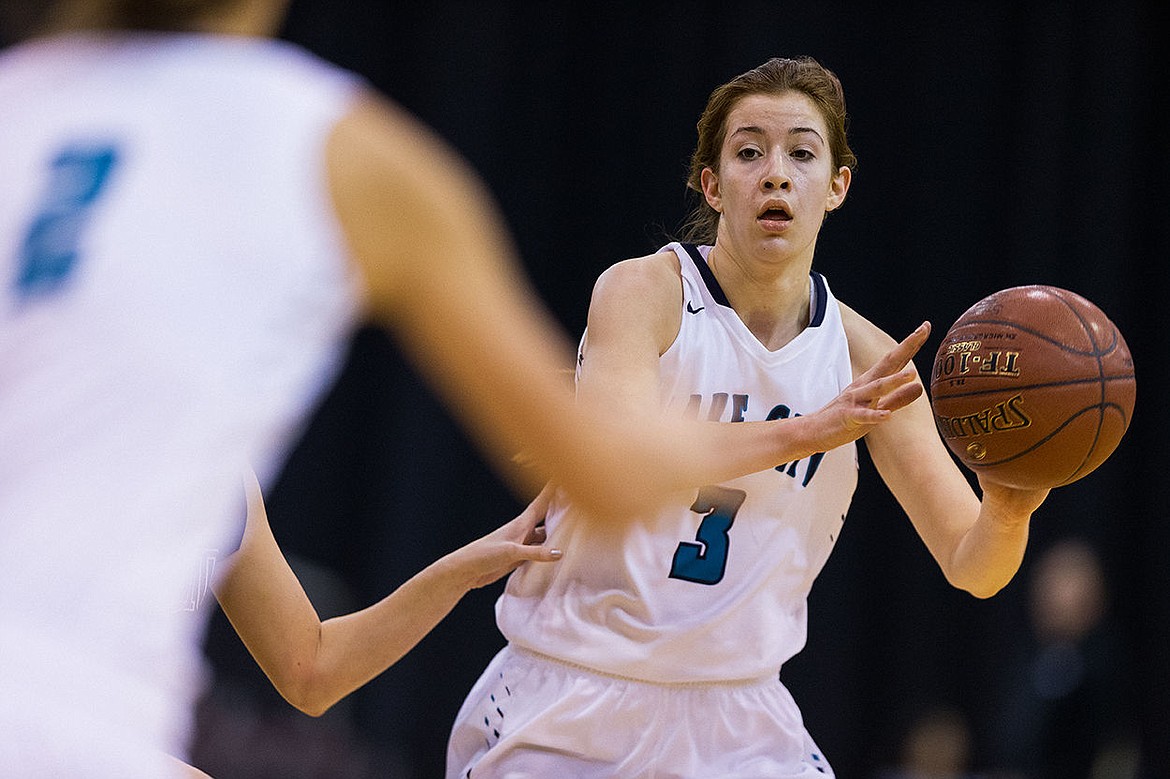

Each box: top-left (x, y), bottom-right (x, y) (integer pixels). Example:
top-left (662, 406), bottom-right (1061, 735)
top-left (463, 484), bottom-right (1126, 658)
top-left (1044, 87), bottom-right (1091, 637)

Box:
top-left (103, 0), bottom-right (241, 30)
top-left (679, 56), bottom-right (857, 245)
top-left (1, 0), bottom-right (242, 38)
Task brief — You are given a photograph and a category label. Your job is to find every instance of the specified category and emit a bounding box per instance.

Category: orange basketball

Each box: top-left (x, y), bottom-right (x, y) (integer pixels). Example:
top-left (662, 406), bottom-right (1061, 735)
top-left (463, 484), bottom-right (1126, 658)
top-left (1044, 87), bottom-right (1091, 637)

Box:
top-left (929, 285), bottom-right (1135, 490)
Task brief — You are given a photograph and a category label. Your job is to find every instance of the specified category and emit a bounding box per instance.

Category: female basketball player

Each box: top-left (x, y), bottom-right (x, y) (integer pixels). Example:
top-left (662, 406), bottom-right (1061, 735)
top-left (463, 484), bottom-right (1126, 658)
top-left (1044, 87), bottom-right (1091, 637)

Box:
top-left (1, 3), bottom-right (929, 774)
top-left (447, 57), bottom-right (1052, 778)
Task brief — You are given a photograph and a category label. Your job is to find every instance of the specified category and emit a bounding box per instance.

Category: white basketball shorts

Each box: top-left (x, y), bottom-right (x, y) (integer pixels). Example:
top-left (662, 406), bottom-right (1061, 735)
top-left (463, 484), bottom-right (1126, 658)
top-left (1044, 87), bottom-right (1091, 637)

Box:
top-left (446, 645), bottom-right (834, 779)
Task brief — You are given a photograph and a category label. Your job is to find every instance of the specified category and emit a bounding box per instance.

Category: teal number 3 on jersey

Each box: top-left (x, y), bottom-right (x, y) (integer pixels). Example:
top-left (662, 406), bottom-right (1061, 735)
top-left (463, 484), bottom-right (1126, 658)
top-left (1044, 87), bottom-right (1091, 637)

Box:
top-left (669, 485), bottom-right (747, 585)
top-left (15, 144), bottom-right (121, 298)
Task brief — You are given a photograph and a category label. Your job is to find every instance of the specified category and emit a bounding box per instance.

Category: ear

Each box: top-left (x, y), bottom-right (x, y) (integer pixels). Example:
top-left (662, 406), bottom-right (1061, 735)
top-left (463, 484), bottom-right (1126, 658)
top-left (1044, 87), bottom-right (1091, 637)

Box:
top-left (825, 165), bottom-right (851, 212)
top-left (700, 167), bottom-right (722, 213)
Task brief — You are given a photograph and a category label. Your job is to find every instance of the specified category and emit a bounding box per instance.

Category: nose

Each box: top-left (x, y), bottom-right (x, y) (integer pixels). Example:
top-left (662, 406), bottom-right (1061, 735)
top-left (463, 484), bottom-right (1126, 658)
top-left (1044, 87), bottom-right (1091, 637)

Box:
top-left (762, 156), bottom-right (791, 191)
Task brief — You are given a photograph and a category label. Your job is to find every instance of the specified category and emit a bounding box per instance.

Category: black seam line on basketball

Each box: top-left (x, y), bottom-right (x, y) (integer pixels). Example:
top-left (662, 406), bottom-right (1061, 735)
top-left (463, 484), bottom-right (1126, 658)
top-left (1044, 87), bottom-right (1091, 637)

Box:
top-left (962, 402), bottom-right (1129, 469)
top-left (1050, 287), bottom-right (1111, 417)
top-left (933, 374), bottom-right (1135, 400)
top-left (952, 317), bottom-right (1119, 357)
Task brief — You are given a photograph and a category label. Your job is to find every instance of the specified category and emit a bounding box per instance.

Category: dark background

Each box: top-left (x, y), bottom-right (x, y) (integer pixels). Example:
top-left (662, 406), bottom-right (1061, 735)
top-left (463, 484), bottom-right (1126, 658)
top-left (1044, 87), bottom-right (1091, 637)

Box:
top-left (198, 1), bottom-right (1168, 777)
top-left (12, 1), bottom-right (1162, 776)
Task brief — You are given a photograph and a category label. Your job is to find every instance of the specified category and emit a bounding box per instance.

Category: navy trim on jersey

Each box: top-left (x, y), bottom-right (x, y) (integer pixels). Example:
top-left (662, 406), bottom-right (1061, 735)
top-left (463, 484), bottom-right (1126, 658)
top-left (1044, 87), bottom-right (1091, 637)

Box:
top-left (809, 271), bottom-right (827, 327)
top-left (681, 243), bottom-right (827, 328)
top-left (680, 243), bottom-right (731, 308)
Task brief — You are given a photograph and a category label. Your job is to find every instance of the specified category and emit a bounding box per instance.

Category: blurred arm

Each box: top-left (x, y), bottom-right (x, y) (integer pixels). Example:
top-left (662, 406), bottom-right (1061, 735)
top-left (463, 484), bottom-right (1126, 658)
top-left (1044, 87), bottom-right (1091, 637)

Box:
top-left (327, 94), bottom-right (657, 514)
top-left (575, 251), bottom-right (931, 498)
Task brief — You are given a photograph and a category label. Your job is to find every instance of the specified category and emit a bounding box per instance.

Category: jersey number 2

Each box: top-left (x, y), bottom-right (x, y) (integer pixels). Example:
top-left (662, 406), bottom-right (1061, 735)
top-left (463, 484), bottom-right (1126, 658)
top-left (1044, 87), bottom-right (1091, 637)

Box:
top-left (669, 485), bottom-right (746, 585)
top-left (15, 144), bottom-right (120, 298)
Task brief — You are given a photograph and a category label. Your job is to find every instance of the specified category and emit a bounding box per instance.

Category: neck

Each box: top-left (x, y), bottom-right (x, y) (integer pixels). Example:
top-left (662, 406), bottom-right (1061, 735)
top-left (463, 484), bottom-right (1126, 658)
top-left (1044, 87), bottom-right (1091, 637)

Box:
top-left (706, 242), bottom-right (812, 351)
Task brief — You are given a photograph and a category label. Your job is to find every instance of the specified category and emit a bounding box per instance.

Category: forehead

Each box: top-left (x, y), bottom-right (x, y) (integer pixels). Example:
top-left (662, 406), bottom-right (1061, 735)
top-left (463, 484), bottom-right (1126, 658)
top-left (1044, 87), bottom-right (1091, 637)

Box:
top-left (723, 91), bottom-right (828, 140)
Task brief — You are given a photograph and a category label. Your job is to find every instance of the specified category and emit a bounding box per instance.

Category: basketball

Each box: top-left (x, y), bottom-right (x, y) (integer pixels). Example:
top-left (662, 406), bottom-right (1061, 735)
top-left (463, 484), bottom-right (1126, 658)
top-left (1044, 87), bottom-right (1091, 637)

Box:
top-left (929, 285), bottom-right (1135, 490)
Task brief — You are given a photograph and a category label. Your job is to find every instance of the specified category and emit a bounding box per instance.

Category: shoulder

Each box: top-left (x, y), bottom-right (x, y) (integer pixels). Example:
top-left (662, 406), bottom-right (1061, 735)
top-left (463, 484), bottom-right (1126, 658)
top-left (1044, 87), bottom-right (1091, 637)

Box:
top-left (328, 91), bottom-right (449, 178)
top-left (586, 250), bottom-right (684, 355)
top-left (328, 92), bottom-right (499, 223)
top-left (838, 300), bottom-right (901, 377)
top-left (592, 250), bottom-right (682, 302)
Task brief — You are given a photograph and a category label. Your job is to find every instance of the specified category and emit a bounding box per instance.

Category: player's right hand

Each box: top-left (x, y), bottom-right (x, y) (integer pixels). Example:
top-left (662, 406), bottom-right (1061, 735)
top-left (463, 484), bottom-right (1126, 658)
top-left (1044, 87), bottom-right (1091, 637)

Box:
top-left (811, 321), bottom-right (930, 449)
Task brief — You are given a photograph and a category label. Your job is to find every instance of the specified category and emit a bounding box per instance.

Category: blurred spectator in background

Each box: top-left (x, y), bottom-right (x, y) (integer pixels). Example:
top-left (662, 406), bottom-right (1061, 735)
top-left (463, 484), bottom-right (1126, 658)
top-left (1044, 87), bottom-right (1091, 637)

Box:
top-left (875, 705), bottom-right (987, 779)
top-left (986, 537), bottom-right (1139, 779)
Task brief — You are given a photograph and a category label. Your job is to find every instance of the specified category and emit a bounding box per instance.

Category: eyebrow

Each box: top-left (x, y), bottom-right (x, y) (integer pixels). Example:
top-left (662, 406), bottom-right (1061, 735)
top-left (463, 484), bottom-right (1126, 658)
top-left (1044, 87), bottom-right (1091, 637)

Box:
top-left (730, 125), bottom-right (826, 143)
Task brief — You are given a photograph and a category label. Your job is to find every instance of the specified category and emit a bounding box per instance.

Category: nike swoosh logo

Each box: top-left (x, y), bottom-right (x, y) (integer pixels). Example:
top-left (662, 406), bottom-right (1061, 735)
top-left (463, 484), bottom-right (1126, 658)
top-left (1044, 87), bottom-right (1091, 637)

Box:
top-left (687, 302), bottom-right (705, 314)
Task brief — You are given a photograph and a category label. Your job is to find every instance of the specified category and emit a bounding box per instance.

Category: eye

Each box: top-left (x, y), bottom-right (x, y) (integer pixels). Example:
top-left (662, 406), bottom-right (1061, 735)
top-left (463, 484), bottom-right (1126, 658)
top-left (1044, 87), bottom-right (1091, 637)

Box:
top-left (790, 147), bottom-right (816, 161)
top-left (736, 146), bottom-right (763, 161)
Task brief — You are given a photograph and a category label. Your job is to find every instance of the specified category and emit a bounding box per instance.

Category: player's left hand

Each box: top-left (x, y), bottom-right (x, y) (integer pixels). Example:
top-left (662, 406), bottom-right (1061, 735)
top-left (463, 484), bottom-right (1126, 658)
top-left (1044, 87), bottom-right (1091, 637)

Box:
top-left (452, 485), bottom-right (562, 590)
top-left (976, 475), bottom-right (1050, 523)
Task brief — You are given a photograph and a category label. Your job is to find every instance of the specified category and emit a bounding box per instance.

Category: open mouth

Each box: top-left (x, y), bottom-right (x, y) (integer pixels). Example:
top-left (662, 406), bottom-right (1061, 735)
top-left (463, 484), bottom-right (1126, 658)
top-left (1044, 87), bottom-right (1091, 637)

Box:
top-left (759, 207), bottom-right (790, 220)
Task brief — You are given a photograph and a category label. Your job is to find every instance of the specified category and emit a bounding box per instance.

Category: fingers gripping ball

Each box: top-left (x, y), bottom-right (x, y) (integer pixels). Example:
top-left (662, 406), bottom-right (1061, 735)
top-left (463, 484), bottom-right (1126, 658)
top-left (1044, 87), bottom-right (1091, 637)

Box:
top-left (929, 285), bottom-right (1135, 489)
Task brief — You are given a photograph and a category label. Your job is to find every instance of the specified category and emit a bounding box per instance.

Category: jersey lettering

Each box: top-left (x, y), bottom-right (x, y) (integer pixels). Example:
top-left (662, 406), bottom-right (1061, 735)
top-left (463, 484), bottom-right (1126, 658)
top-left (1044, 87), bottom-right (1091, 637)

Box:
top-left (766, 404), bottom-right (825, 487)
top-left (177, 550), bottom-right (220, 612)
top-left (15, 143), bottom-right (121, 299)
top-left (686, 392), bottom-right (749, 423)
top-left (684, 394), bottom-right (825, 487)
top-left (669, 485), bottom-right (747, 585)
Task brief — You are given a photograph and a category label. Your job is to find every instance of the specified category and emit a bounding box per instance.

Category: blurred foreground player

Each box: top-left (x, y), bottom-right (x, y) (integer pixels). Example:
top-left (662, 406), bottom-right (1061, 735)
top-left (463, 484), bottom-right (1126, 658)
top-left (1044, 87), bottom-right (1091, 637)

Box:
top-left (0, 2), bottom-right (915, 774)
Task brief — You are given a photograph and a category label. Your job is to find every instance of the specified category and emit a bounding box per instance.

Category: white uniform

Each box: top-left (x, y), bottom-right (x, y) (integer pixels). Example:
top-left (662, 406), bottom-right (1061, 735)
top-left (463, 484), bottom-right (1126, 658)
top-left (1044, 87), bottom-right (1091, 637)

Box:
top-left (449, 243), bottom-right (857, 778)
top-left (0, 33), bottom-right (362, 775)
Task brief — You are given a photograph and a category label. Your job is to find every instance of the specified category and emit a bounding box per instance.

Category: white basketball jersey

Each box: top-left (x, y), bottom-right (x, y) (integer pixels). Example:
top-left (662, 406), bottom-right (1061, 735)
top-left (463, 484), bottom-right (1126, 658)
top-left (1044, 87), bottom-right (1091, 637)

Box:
top-left (497, 242), bottom-right (858, 684)
top-left (0, 33), bottom-right (362, 774)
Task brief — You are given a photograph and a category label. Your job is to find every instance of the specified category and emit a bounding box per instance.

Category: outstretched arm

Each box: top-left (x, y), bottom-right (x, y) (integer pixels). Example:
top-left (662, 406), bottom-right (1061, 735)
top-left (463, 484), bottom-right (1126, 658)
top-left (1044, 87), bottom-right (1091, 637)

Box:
top-left (213, 474), bottom-right (558, 717)
top-left (844, 305), bottom-right (1048, 597)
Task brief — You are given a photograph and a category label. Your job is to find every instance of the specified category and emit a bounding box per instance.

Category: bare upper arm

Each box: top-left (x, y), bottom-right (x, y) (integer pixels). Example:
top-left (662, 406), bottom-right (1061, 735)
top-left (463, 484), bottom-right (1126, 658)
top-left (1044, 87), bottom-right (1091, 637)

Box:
top-left (211, 471), bottom-right (310, 619)
top-left (840, 302), bottom-right (944, 469)
top-left (838, 301), bottom-right (905, 380)
top-left (840, 303), bottom-right (935, 474)
top-left (840, 304), bottom-right (981, 558)
top-left (577, 251), bottom-right (684, 414)
top-left (211, 471), bottom-right (323, 699)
